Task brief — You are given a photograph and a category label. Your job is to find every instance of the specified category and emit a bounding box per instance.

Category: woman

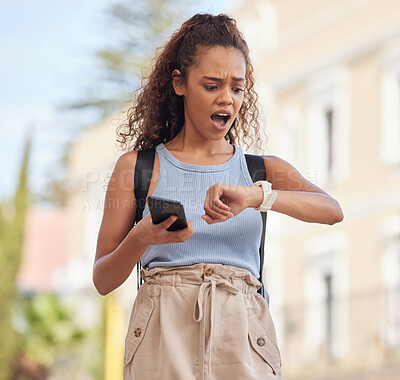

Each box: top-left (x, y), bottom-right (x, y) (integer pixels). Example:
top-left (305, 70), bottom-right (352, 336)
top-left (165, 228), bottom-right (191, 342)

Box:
top-left (93, 13), bottom-right (344, 380)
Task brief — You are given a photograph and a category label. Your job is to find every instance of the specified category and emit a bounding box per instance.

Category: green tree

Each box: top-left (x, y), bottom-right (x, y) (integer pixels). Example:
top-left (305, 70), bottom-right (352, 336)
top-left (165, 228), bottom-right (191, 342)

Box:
top-left (0, 134), bottom-right (31, 380)
top-left (38, 0), bottom-right (196, 207)
top-left (59, 0), bottom-right (195, 120)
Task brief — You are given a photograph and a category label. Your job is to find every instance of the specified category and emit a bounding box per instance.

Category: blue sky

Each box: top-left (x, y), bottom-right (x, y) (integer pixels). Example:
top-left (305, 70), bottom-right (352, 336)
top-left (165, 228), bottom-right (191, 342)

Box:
top-left (0, 0), bottom-right (234, 203)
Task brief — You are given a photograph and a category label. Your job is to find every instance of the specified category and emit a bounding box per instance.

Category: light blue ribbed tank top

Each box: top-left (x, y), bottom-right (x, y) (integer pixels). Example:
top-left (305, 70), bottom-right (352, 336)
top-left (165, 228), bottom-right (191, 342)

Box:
top-left (140, 142), bottom-right (263, 278)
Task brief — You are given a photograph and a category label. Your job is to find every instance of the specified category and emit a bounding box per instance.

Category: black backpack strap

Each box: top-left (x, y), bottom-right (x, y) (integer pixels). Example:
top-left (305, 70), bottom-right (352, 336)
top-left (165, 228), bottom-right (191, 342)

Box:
top-left (134, 148), bottom-right (156, 224)
top-left (133, 147), bottom-right (156, 291)
top-left (245, 154), bottom-right (270, 306)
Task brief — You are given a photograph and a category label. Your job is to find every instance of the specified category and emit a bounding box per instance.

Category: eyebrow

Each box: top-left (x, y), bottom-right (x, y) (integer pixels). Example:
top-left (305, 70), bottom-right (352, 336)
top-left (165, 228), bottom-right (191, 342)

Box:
top-left (201, 76), bottom-right (245, 82)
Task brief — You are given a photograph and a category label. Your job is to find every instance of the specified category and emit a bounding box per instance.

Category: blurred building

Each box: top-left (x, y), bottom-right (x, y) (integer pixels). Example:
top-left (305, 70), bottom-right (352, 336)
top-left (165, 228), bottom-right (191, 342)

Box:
top-left (233, 0), bottom-right (400, 379)
top-left (65, 113), bottom-right (138, 379)
top-left (17, 206), bottom-right (69, 293)
top-left (64, 1), bottom-right (400, 379)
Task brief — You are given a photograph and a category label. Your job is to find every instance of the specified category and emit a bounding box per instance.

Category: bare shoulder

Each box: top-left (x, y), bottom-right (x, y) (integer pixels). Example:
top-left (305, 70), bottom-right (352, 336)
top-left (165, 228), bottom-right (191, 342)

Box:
top-left (112, 150), bottom-right (138, 188)
top-left (116, 149), bottom-right (138, 170)
top-left (261, 154), bottom-right (328, 194)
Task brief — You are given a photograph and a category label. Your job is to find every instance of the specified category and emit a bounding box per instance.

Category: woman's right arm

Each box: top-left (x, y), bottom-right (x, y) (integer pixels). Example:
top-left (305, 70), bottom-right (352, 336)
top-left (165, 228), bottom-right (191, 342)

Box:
top-left (93, 151), bottom-right (193, 296)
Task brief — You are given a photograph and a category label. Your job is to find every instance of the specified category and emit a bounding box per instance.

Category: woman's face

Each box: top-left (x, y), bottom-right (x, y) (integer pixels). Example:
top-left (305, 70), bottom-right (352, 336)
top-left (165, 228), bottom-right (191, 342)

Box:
top-left (173, 46), bottom-right (247, 142)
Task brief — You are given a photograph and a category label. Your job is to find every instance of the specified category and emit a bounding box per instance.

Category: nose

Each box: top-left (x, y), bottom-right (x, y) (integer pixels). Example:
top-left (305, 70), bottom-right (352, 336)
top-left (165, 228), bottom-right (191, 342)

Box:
top-left (217, 86), bottom-right (233, 105)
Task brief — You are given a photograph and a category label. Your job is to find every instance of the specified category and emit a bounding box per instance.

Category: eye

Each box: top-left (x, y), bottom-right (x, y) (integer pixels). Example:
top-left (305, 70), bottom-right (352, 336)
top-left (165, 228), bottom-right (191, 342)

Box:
top-left (233, 88), bottom-right (244, 93)
top-left (204, 85), bottom-right (218, 91)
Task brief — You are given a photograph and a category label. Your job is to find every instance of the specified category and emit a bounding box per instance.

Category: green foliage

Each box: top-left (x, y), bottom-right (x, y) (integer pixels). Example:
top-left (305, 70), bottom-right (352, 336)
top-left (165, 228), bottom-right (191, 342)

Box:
top-left (15, 294), bottom-right (86, 366)
top-left (12, 292), bottom-right (106, 379)
top-left (0, 136), bottom-right (31, 380)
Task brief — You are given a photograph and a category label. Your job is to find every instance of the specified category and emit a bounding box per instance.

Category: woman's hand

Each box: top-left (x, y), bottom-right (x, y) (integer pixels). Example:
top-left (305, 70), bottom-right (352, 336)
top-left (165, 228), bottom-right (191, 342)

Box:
top-left (134, 213), bottom-right (194, 245)
top-left (202, 183), bottom-right (259, 224)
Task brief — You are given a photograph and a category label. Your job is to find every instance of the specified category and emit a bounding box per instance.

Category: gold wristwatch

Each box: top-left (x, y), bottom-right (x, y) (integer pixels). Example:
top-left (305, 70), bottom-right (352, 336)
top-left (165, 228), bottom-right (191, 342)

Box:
top-left (253, 180), bottom-right (278, 212)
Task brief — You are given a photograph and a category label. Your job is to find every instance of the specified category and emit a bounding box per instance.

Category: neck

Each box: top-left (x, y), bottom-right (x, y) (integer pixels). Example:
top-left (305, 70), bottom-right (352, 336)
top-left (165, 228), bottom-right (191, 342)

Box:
top-left (165, 125), bottom-right (233, 156)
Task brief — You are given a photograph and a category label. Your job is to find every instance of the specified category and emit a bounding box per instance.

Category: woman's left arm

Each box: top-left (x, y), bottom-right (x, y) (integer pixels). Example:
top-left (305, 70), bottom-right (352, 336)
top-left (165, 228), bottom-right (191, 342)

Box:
top-left (252, 155), bottom-right (344, 225)
top-left (202, 155), bottom-right (344, 225)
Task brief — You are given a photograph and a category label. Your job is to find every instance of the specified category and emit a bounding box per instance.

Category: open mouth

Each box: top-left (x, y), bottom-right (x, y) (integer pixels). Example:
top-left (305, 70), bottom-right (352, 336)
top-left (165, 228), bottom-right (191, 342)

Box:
top-left (210, 112), bottom-right (231, 128)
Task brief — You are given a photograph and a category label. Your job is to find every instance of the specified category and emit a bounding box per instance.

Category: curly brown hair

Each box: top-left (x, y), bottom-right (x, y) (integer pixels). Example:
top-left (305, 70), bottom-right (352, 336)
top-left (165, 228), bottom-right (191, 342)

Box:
top-left (117, 13), bottom-right (263, 152)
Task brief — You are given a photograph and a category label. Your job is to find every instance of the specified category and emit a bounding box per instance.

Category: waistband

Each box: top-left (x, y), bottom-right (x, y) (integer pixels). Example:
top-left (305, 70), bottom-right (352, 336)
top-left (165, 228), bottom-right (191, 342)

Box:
top-left (140, 262), bottom-right (262, 293)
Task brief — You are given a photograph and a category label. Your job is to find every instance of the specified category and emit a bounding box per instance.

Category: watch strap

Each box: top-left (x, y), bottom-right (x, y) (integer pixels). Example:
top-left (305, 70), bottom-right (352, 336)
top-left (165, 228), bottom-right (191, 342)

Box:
top-left (253, 180), bottom-right (277, 212)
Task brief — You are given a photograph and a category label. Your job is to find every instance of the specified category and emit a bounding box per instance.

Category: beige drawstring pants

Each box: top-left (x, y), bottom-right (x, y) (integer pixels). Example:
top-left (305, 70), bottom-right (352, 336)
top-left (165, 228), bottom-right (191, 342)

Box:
top-left (123, 263), bottom-right (282, 380)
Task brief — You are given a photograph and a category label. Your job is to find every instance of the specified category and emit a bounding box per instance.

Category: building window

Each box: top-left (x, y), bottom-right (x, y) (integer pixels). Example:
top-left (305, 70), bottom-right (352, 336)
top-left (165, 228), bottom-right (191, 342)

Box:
top-left (380, 58), bottom-right (400, 166)
top-left (304, 233), bottom-right (348, 361)
top-left (305, 254), bottom-right (336, 359)
top-left (381, 216), bottom-right (400, 347)
top-left (325, 107), bottom-right (334, 174)
top-left (324, 272), bottom-right (333, 353)
top-left (306, 67), bottom-right (350, 187)
top-left (276, 106), bottom-right (303, 165)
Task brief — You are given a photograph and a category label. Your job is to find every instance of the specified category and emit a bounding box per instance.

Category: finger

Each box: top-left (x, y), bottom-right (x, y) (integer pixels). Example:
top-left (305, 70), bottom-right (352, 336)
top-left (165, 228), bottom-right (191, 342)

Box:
top-left (178, 220), bottom-right (193, 232)
top-left (172, 220), bottom-right (194, 242)
top-left (208, 188), bottom-right (231, 212)
top-left (183, 220), bottom-right (194, 236)
top-left (203, 187), bottom-right (231, 219)
top-left (204, 206), bottom-right (225, 220)
top-left (201, 215), bottom-right (214, 224)
top-left (203, 188), bottom-right (212, 212)
top-left (216, 198), bottom-right (230, 210)
top-left (201, 214), bottom-right (228, 224)
top-left (208, 197), bottom-right (229, 211)
top-left (212, 201), bottom-right (232, 216)
top-left (158, 215), bottom-right (178, 229)
top-left (206, 202), bottom-right (232, 219)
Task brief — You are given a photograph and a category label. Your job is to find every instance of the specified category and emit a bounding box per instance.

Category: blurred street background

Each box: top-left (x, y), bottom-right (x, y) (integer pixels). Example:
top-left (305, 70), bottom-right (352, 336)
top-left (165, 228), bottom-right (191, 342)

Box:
top-left (1, 0), bottom-right (400, 379)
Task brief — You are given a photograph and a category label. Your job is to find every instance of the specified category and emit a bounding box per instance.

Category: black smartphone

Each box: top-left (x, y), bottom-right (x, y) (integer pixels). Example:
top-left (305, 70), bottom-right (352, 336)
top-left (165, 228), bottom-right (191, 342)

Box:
top-left (147, 196), bottom-right (188, 231)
